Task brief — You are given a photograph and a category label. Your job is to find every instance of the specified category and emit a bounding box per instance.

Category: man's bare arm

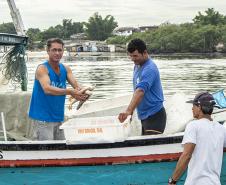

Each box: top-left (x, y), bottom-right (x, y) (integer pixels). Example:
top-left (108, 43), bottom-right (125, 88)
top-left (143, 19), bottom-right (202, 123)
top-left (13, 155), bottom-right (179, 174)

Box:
top-left (118, 88), bottom-right (144, 123)
top-left (64, 65), bottom-right (81, 89)
top-left (36, 65), bottom-right (86, 101)
top-left (169, 143), bottom-right (195, 184)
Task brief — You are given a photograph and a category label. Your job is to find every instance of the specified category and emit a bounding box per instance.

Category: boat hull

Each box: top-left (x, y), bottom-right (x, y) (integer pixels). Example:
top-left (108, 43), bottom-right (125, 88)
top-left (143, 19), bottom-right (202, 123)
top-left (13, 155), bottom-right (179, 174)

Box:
top-left (0, 135), bottom-right (184, 167)
top-left (0, 134), bottom-right (226, 168)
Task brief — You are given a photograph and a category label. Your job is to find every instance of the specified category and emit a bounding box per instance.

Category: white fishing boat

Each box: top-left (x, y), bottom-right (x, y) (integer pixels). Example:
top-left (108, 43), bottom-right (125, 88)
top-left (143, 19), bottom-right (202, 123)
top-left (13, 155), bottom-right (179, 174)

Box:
top-left (0, 92), bottom-right (225, 167)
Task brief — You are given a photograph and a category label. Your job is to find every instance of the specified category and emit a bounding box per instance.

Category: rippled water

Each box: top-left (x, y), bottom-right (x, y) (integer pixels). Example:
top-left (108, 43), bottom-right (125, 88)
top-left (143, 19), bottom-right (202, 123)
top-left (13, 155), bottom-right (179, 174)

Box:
top-left (27, 53), bottom-right (226, 101)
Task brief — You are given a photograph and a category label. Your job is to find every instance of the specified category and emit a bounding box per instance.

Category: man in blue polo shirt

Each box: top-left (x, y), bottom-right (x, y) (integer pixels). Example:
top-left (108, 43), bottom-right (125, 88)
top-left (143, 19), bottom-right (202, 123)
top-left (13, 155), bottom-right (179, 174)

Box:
top-left (118, 38), bottom-right (166, 135)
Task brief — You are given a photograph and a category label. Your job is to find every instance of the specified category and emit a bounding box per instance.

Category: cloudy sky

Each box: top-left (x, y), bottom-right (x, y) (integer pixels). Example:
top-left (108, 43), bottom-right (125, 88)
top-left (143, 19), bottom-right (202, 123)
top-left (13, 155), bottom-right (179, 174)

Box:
top-left (1, 0), bottom-right (226, 30)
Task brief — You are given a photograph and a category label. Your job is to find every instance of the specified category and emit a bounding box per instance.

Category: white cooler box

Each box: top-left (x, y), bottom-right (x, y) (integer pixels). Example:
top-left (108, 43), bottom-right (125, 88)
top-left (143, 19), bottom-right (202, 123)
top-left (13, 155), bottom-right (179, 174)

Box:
top-left (60, 116), bottom-right (131, 144)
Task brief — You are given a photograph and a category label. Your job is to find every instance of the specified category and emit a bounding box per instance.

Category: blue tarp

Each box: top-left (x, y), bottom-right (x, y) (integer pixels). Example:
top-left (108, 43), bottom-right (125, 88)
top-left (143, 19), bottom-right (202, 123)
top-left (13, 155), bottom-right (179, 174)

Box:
top-left (212, 89), bottom-right (226, 109)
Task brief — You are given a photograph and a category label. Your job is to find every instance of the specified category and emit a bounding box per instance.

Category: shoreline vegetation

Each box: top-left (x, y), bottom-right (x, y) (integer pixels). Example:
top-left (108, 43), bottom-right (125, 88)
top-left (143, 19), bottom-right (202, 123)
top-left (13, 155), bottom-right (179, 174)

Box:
top-left (1, 8), bottom-right (226, 55)
top-left (151, 52), bottom-right (226, 59)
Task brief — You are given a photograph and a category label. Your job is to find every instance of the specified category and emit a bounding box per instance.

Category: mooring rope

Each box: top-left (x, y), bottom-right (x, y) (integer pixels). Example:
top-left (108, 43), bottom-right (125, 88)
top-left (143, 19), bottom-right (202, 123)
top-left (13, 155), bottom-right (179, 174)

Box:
top-left (0, 43), bottom-right (28, 91)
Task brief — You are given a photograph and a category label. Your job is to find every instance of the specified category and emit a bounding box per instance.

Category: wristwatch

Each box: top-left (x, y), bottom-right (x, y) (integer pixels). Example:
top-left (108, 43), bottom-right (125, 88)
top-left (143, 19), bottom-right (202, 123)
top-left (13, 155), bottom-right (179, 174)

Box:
top-left (168, 177), bottom-right (177, 184)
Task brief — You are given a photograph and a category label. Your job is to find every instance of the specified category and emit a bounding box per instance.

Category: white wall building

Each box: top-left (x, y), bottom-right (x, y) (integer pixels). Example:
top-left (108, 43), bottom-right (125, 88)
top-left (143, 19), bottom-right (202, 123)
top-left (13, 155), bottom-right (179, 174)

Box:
top-left (113, 27), bottom-right (139, 36)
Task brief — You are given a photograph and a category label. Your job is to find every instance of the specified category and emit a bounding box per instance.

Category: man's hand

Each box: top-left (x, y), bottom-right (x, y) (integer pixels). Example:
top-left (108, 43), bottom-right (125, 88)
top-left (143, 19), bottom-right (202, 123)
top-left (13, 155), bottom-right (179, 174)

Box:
top-left (118, 88), bottom-right (144, 123)
top-left (69, 89), bottom-right (89, 101)
top-left (118, 111), bottom-right (132, 123)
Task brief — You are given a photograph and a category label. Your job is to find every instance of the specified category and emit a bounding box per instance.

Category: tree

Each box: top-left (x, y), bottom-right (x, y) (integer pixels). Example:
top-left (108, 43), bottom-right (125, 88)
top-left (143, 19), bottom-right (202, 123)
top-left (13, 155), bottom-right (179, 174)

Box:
top-left (106, 35), bottom-right (128, 44)
top-left (0, 22), bottom-right (16, 34)
top-left (41, 26), bottom-right (63, 41)
top-left (215, 25), bottom-right (226, 52)
top-left (179, 25), bottom-right (221, 53)
top-left (26, 28), bottom-right (41, 40)
top-left (26, 28), bottom-right (42, 50)
top-left (193, 8), bottom-right (226, 26)
top-left (85, 12), bottom-right (118, 40)
top-left (62, 19), bottom-right (84, 39)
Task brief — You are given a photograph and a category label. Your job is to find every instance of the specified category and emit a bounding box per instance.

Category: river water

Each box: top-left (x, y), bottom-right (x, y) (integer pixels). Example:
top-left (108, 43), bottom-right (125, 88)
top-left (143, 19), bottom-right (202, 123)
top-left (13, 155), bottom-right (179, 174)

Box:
top-left (27, 52), bottom-right (226, 101)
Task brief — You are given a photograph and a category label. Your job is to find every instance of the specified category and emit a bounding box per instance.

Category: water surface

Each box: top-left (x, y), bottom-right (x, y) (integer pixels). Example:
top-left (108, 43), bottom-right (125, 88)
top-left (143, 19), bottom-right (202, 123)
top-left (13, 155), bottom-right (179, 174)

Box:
top-left (26, 53), bottom-right (226, 102)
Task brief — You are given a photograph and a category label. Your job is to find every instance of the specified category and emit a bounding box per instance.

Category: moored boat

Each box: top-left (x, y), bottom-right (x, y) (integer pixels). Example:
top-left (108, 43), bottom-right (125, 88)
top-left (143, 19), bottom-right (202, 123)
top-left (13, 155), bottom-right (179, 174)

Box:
top-left (0, 133), bottom-right (184, 167)
top-left (0, 93), bottom-right (226, 168)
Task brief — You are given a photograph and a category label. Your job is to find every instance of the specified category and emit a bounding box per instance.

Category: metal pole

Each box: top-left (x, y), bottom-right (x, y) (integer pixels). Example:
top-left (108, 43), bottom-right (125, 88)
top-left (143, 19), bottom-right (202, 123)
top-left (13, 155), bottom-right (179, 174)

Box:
top-left (1, 112), bottom-right (7, 141)
top-left (7, 0), bottom-right (26, 36)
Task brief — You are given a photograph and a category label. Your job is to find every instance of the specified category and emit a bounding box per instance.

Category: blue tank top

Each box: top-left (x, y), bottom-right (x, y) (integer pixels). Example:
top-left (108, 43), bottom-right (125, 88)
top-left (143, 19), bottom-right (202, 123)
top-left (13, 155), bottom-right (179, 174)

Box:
top-left (29, 61), bottom-right (67, 122)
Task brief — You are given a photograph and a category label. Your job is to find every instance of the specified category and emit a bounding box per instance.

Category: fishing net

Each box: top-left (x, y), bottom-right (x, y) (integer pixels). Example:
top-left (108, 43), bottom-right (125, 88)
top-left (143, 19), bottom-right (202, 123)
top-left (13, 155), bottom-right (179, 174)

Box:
top-left (0, 43), bottom-right (28, 91)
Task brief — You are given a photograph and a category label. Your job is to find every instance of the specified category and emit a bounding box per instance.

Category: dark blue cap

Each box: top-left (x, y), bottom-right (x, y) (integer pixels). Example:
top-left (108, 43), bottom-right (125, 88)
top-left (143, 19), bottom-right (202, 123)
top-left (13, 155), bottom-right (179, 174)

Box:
top-left (192, 92), bottom-right (216, 107)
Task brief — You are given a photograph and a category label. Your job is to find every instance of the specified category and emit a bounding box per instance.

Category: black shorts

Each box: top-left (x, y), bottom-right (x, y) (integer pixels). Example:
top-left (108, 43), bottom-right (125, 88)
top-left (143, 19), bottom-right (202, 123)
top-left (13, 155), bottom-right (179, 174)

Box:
top-left (141, 107), bottom-right (166, 135)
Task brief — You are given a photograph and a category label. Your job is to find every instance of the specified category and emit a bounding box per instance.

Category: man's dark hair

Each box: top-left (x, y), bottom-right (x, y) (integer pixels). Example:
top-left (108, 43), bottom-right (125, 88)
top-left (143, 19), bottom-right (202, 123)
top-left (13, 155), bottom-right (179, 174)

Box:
top-left (200, 105), bottom-right (214, 115)
top-left (192, 92), bottom-right (215, 115)
top-left (46, 38), bottom-right (64, 50)
top-left (127, 38), bottom-right (147, 54)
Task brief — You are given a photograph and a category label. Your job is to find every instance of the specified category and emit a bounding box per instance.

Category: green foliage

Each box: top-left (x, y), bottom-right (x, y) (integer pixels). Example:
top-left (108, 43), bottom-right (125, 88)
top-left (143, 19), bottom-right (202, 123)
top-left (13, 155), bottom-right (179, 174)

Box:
top-left (41, 26), bottom-right (63, 41)
top-left (62, 19), bottom-right (84, 39)
top-left (27, 28), bottom-right (42, 40)
top-left (193, 8), bottom-right (226, 26)
top-left (1, 9), bottom-right (226, 53)
top-left (106, 35), bottom-right (129, 44)
top-left (107, 9), bottom-right (226, 53)
top-left (217, 25), bottom-right (226, 52)
top-left (26, 19), bottom-right (84, 49)
top-left (40, 19), bottom-right (84, 41)
top-left (26, 28), bottom-right (42, 50)
top-left (85, 12), bottom-right (118, 40)
top-left (0, 22), bottom-right (16, 34)
top-left (148, 24), bottom-right (182, 53)
top-left (108, 22), bottom-right (225, 53)
top-left (190, 25), bottom-right (221, 52)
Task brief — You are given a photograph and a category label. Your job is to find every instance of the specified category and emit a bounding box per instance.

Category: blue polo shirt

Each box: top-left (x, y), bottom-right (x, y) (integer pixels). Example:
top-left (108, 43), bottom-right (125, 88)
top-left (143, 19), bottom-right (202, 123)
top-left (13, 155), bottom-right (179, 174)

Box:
top-left (133, 58), bottom-right (164, 120)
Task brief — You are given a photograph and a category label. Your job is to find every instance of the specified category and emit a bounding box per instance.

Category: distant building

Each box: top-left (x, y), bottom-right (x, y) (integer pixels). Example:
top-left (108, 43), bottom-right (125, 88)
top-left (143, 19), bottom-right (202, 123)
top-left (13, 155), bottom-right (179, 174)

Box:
top-left (215, 42), bottom-right (225, 52)
top-left (70, 33), bottom-right (87, 40)
top-left (64, 40), bottom-right (110, 52)
top-left (139, 26), bottom-right (158, 32)
top-left (113, 27), bottom-right (139, 36)
top-left (65, 44), bottom-right (84, 53)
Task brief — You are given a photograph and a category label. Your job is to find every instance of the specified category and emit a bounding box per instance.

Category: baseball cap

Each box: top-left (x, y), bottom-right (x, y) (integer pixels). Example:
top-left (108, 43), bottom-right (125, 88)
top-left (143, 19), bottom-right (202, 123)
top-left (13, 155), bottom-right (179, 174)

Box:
top-left (188, 92), bottom-right (216, 107)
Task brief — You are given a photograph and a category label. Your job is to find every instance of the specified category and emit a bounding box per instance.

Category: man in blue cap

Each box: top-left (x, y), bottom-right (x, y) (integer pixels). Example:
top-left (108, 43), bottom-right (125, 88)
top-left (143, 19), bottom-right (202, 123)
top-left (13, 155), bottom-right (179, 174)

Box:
top-left (168, 92), bottom-right (226, 185)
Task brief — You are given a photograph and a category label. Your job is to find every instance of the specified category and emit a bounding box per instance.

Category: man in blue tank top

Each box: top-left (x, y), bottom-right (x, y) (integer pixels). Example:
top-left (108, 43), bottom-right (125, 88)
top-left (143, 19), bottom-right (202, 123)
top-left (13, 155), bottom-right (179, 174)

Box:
top-left (118, 38), bottom-right (166, 135)
top-left (28, 38), bottom-right (88, 140)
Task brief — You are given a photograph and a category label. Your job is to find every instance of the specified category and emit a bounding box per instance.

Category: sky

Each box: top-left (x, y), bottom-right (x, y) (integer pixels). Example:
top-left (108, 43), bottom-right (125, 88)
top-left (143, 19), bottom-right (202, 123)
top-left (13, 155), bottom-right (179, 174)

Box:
top-left (1, 0), bottom-right (226, 30)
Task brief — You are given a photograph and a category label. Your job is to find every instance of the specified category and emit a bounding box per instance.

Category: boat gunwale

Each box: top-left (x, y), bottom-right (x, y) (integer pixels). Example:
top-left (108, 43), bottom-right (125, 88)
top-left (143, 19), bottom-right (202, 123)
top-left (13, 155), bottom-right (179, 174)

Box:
top-left (0, 134), bottom-right (184, 151)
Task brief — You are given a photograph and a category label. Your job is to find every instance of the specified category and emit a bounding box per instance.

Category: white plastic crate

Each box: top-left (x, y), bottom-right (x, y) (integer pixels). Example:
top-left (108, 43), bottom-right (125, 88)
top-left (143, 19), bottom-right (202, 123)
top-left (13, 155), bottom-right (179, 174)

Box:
top-left (60, 116), bottom-right (131, 144)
